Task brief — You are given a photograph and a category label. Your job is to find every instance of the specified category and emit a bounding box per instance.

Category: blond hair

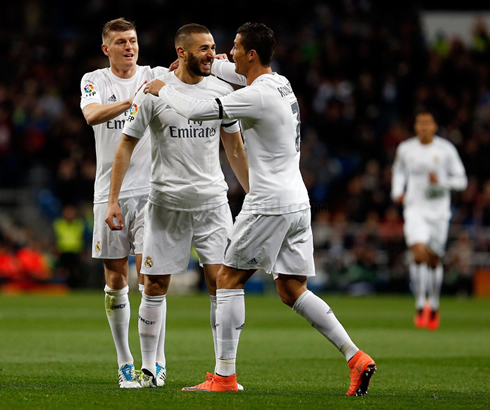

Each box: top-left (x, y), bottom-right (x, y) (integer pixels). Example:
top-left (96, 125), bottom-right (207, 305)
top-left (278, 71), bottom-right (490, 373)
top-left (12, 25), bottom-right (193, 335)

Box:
top-left (102, 18), bottom-right (136, 45)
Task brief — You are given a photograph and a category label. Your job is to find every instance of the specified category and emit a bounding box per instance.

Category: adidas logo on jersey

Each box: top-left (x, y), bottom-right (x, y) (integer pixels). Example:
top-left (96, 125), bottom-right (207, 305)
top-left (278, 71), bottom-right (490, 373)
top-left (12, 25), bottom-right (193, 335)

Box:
top-left (108, 94), bottom-right (117, 102)
top-left (247, 258), bottom-right (258, 265)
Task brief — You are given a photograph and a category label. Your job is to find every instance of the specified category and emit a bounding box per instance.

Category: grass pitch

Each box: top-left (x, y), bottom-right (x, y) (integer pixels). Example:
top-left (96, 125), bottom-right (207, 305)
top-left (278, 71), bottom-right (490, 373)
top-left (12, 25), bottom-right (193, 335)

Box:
top-left (0, 291), bottom-right (489, 409)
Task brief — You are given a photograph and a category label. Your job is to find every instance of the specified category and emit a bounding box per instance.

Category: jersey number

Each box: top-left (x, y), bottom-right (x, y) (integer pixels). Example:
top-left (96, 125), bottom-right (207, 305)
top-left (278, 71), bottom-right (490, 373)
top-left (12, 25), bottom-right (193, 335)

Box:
top-left (291, 101), bottom-right (301, 152)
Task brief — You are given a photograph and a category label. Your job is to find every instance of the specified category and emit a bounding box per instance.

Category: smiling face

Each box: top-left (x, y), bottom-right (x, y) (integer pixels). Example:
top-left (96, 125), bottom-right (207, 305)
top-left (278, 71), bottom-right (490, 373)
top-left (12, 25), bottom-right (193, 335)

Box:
top-left (182, 32), bottom-right (216, 77)
top-left (102, 29), bottom-right (139, 75)
top-left (230, 34), bottom-right (248, 76)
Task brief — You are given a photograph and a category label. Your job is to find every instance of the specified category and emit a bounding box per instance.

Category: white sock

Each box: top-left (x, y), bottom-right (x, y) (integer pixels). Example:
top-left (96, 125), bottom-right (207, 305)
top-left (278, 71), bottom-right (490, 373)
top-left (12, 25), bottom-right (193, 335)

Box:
top-left (139, 292), bottom-right (165, 376)
top-left (216, 289), bottom-right (245, 377)
top-left (427, 264), bottom-right (443, 311)
top-left (409, 262), bottom-right (428, 310)
top-left (293, 290), bottom-right (359, 362)
top-left (210, 295), bottom-right (219, 373)
top-left (104, 285), bottom-right (133, 367)
top-left (155, 296), bottom-right (167, 366)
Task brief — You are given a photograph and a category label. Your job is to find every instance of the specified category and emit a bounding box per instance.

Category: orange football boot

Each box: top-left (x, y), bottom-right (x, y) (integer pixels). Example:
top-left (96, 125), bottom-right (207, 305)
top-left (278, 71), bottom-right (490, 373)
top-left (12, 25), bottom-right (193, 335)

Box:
top-left (346, 350), bottom-right (377, 396)
top-left (427, 309), bottom-right (440, 331)
top-left (182, 372), bottom-right (239, 392)
top-left (414, 303), bottom-right (430, 328)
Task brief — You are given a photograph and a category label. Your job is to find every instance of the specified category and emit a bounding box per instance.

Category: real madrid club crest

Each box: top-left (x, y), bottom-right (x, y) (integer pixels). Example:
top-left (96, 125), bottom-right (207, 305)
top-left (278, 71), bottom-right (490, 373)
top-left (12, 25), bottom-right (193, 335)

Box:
top-left (95, 241), bottom-right (101, 252)
top-left (144, 256), bottom-right (153, 269)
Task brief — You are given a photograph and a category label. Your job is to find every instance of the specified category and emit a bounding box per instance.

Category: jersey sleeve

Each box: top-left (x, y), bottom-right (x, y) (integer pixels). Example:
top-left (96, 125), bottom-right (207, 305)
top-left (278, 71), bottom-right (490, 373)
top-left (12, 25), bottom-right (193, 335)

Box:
top-left (391, 144), bottom-right (407, 200)
top-left (220, 119), bottom-right (240, 134)
top-left (440, 143), bottom-right (468, 191)
top-left (80, 73), bottom-right (102, 110)
top-left (211, 59), bottom-right (247, 87)
top-left (122, 87), bottom-right (152, 139)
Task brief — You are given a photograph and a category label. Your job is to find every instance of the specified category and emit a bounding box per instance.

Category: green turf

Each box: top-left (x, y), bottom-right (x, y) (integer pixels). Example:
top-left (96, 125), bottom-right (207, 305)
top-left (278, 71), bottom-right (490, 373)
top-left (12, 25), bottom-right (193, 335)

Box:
top-left (0, 291), bottom-right (489, 409)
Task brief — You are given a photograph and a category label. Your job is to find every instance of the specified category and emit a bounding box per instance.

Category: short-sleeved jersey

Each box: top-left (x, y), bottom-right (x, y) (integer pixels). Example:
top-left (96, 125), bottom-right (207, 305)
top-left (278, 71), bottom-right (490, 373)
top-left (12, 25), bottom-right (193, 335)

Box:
top-left (158, 71), bottom-right (310, 215)
top-left (80, 65), bottom-right (167, 203)
top-left (391, 136), bottom-right (467, 220)
top-left (122, 71), bottom-right (240, 211)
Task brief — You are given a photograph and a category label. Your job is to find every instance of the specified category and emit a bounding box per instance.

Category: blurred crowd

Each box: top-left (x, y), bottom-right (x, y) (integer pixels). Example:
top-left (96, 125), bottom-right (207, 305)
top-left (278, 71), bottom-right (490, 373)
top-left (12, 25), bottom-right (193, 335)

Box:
top-left (1, 1), bottom-right (490, 293)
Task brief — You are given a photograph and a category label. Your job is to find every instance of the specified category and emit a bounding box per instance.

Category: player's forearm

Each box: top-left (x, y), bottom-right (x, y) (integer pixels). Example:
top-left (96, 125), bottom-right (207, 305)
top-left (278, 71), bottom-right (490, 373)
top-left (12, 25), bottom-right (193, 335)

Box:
top-left (108, 135), bottom-right (137, 204)
top-left (83, 100), bottom-right (132, 126)
top-left (223, 138), bottom-right (249, 193)
top-left (441, 174), bottom-right (468, 191)
top-left (211, 59), bottom-right (247, 87)
top-left (158, 85), bottom-right (221, 121)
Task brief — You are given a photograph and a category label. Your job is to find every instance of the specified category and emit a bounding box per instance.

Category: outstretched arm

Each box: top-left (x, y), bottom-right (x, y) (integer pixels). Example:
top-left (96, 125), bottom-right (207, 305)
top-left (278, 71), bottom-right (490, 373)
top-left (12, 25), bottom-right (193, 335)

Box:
top-left (105, 134), bottom-right (139, 230)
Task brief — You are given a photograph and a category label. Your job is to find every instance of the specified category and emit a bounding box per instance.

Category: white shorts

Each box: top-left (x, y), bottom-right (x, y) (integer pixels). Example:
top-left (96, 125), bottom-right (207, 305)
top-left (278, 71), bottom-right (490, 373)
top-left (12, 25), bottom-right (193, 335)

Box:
top-left (223, 209), bottom-right (315, 279)
top-left (403, 212), bottom-right (449, 257)
top-left (92, 195), bottom-right (147, 259)
top-left (141, 202), bottom-right (232, 275)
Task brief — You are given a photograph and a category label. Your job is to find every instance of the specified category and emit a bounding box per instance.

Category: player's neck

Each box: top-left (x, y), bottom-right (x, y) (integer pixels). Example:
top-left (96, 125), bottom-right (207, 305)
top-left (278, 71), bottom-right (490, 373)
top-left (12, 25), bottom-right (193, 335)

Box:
top-left (246, 66), bottom-right (273, 85)
top-left (110, 64), bottom-right (137, 79)
top-left (419, 135), bottom-right (435, 145)
top-left (174, 67), bottom-right (203, 85)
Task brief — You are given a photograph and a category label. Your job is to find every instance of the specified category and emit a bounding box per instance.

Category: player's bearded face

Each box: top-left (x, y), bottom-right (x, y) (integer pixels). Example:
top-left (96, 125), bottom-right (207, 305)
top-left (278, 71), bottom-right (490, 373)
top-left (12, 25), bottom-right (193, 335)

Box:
top-left (188, 51), bottom-right (213, 77)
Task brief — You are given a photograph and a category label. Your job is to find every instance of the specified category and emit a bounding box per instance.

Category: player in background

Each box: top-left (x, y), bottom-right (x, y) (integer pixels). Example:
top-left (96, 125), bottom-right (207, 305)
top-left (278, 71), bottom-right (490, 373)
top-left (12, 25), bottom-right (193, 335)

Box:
top-left (144, 22), bottom-right (376, 396)
top-left (392, 111), bottom-right (467, 330)
top-left (105, 24), bottom-right (249, 388)
top-left (80, 18), bottom-right (173, 388)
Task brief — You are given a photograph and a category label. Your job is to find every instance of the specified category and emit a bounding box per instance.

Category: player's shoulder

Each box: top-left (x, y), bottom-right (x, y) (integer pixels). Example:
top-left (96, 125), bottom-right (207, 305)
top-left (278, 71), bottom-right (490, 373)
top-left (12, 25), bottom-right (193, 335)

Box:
top-left (398, 137), bottom-right (418, 150)
top-left (81, 68), bottom-right (109, 82)
top-left (206, 75), bottom-right (235, 94)
top-left (434, 135), bottom-right (454, 148)
top-left (137, 65), bottom-right (168, 80)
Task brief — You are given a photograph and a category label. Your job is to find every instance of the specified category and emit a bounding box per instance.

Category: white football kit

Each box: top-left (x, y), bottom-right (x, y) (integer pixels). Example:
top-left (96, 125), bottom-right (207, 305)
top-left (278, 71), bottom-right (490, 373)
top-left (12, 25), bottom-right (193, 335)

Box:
top-left (80, 65), bottom-right (167, 258)
top-left (122, 71), bottom-right (240, 274)
top-left (158, 65), bottom-right (314, 276)
top-left (391, 136), bottom-right (467, 255)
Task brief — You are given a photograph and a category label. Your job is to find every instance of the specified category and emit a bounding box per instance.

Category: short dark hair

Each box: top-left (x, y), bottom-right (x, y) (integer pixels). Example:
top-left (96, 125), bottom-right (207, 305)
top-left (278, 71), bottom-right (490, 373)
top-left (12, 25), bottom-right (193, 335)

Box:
top-left (175, 23), bottom-right (211, 47)
top-left (415, 109), bottom-right (438, 124)
top-left (237, 22), bottom-right (276, 66)
top-left (102, 18), bottom-right (136, 45)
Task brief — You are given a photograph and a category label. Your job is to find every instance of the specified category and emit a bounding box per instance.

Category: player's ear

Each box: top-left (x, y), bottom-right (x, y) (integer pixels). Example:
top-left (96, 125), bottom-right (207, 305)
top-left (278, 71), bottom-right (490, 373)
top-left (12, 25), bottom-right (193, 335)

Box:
top-left (101, 43), bottom-right (109, 56)
top-left (248, 49), bottom-right (256, 63)
top-left (176, 46), bottom-right (186, 60)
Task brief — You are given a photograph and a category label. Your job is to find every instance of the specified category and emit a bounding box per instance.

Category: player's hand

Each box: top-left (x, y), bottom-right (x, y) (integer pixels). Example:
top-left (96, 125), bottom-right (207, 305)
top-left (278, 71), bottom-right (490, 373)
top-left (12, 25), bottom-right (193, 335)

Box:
top-left (105, 202), bottom-right (124, 230)
top-left (215, 53), bottom-right (229, 60)
top-left (394, 194), bottom-right (405, 204)
top-left (136, 80), bottom-right (148, 94)
top-left (429, 171), bottom-right (438, 184)
top-left (169, 59), bottom-right (179, 71)
top-left (144, 79), bottom-right (166, 96)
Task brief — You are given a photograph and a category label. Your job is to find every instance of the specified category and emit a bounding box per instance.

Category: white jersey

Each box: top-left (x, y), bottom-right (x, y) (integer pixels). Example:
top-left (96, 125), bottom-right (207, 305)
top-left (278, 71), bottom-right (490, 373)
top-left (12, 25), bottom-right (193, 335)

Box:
top-left (80, 65), bottom-right (167, 203)
top-left (158, 69), bottom-right (310, 215)
top-left (391, 136), bottom-right (467, 220)
top-left (122, 71), bottom-right (240, 211)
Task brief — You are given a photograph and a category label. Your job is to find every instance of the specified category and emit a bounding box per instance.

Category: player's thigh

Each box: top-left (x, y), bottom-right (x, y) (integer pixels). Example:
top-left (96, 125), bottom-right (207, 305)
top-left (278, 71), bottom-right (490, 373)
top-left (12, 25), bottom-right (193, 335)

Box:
top-left (127, 195), bottom-right (148, 256)
top-left (191, 203), bottom-right (233, 265)
top-left (93, 202), bottom-right (131, 259)
top-left (427, 218), bottom-right (450, 258)
top-left (223, 211), bottom-right (293, 273)
top-left (404, 212), bottom-right (430, 249)
top-left (272, 209), bottom-right (315, 278)
top-left (141, 203), bottom-right (193, 275)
